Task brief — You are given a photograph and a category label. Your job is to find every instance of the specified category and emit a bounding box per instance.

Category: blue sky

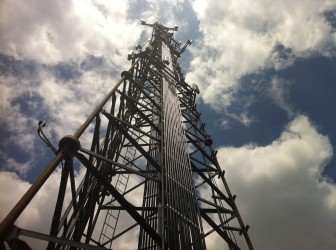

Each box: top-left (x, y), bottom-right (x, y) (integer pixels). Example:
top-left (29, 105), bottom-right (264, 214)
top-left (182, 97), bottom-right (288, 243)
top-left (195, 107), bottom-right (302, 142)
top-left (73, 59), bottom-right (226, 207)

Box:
top-left (1, 0), bottom-right (336, 249)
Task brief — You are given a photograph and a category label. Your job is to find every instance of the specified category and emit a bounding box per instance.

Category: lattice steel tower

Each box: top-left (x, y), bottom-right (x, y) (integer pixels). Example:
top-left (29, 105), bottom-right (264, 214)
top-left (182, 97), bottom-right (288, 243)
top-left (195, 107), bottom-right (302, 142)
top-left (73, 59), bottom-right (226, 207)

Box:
top-left (0, 22), bottom-right (254, 250)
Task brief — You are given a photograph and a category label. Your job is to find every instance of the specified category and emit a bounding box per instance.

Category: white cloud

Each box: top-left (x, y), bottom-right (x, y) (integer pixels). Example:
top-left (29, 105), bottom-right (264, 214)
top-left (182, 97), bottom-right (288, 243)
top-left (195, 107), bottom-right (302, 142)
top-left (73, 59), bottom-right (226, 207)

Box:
top-left (217, 115), bottom-right (336, 249)
top-left (269, 77), bottom-right (294, 117)
top-left (0, 0), bottom-right (142, 64)
top-left (188, 0), bottom-right (336, 115)
top-left (0, 77), bottom-right (38, 155)
top-left (0, 152), bottom-right (32, 176)
top-left (0, 172), bottom-right (31, 222)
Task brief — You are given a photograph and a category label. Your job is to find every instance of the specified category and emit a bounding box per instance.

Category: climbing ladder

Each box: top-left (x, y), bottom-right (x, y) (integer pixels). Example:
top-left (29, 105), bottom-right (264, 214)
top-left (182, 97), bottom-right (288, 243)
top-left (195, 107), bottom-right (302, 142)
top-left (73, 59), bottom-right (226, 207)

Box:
top-left (99, 143), bottom-right (138, 248)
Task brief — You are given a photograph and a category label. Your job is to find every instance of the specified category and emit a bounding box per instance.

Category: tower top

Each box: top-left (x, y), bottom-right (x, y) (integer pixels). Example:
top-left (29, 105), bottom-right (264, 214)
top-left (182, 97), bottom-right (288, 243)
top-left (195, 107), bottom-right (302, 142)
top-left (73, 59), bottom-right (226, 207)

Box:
top-left (137, 20), bottom-right (192, 57)
top-left (140, 20), bottom-right (178, 32)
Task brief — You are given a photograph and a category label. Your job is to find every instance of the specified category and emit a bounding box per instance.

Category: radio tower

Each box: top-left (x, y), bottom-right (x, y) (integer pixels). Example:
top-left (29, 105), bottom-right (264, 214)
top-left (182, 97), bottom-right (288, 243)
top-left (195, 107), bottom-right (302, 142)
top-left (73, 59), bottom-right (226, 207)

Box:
top-left (0, 21), bottom-right (254, 250)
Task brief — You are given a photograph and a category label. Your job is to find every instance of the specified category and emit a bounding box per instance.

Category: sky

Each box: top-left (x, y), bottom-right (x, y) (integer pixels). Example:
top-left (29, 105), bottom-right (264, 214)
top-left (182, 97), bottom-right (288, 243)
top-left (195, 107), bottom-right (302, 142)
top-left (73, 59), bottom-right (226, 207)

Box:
top-left (1, 0), bottom-right (336, 249)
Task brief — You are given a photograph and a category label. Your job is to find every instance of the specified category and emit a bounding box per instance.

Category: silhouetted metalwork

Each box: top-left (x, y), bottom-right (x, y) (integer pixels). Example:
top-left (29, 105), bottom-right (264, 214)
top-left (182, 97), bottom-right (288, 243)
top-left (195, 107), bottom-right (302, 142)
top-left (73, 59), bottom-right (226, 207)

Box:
top-left (0, 21), bottom-right (254, 250)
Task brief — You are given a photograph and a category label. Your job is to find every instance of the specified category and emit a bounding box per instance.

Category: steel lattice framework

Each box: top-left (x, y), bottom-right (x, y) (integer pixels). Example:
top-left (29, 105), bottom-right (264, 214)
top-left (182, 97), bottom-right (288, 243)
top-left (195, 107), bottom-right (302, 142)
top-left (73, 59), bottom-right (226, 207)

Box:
top-left (0, 22), bottom-right (254, 250)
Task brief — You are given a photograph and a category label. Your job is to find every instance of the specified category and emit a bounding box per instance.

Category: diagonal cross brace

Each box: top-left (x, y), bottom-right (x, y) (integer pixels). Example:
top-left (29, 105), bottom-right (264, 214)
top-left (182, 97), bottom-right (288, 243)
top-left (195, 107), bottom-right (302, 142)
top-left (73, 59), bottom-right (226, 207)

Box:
top-left (76, 153), bottom-right (163, 247)
top-left (200, 210), bottom-right (240, 250)
top-left (191, 162), bottom-right (232, 207)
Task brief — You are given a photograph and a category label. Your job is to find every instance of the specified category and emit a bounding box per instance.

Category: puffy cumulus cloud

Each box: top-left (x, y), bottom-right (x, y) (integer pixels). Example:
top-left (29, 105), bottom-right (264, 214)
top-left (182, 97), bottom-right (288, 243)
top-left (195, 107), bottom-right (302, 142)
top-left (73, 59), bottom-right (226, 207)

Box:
top-left (0, 0), bottom-right (142, 64)
top-left (188, 0), bottom-right (336, 114)
top-left (216, 115), bottom-right (336, 249)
